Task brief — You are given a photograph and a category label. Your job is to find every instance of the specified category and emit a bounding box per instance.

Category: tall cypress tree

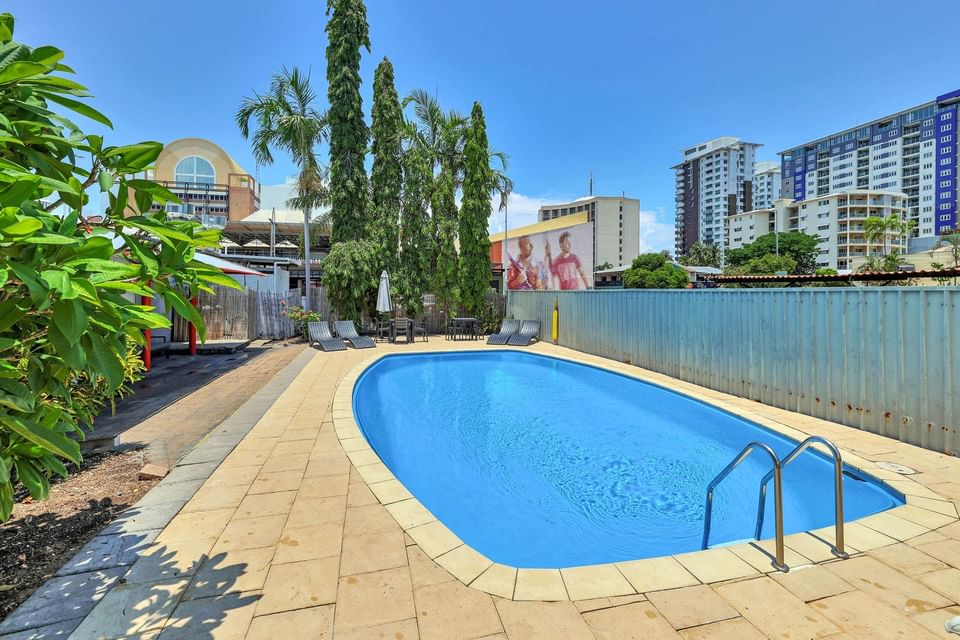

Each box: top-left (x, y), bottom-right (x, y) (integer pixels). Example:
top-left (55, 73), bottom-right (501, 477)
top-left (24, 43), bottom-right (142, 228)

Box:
top-left (431, 160), bottom-right (459, 316)
top-left (370, 57), bottom-right (402, 272)
top-left (458, 102), bottom-right (493, 315)
top-left (398, 144), bottom-right (433, 316)
top-left (325, 0), bottom-right (370, 243)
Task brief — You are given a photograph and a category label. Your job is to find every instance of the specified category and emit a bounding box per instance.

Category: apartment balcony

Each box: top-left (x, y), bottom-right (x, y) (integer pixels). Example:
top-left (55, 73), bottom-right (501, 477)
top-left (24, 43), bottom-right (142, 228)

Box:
top-left (167, 211), bottom-right (227, 229)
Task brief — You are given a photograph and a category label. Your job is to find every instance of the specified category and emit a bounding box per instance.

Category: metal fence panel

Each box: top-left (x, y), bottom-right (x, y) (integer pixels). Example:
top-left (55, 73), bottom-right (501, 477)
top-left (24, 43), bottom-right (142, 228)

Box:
top-left (506, 288), bottom-right (960, 455)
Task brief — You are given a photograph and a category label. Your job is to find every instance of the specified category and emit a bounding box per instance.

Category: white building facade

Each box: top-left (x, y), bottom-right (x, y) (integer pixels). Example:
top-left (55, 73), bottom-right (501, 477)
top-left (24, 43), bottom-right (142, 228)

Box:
top-left (538, 195), bottom-right (641, 268)
top-left (779, 89), bottom-right (960, 251)
top-left (724, 191), bottom-right (909, 271)
top-left (673, 137), bottom-right (761, 257)
top-left (752, 161), bottom-right (782, 210)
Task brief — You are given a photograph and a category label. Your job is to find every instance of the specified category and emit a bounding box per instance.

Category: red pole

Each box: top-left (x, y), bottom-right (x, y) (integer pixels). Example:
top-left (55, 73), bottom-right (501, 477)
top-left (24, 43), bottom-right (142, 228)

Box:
top-left (188, 295), bottom-right (198, 355)
top-left (141, 283), bottom-right (152, 371)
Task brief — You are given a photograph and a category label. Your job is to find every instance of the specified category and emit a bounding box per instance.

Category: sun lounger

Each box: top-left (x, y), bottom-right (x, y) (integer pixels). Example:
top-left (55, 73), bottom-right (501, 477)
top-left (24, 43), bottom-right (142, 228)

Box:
top-left (486, 319), bottom-right (521, 345)
top-left (334, 320), bottom-right (376, 349)
top-left (308, 321), bottom-right (346, 352)
top-left (506, 320), bottom-right (541, 346)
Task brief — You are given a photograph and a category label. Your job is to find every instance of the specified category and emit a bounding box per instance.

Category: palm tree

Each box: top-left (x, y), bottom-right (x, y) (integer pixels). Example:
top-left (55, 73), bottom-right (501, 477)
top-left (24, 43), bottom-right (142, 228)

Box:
top-left (682, 242), bottom-right (721, 269)
top-left (863, 214), bottom-right (910, 258)
top-left (236, 67), bottom-right (328, 310)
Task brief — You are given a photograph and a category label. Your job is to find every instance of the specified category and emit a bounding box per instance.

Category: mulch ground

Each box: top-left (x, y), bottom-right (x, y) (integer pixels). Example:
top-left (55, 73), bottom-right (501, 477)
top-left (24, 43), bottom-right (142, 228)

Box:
top-left (0, 450), bottom-right (159, 619)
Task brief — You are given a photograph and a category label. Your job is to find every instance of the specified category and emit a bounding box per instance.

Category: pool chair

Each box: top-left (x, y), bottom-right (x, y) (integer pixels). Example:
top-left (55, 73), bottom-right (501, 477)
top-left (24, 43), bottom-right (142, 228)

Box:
top-left (506, 320), bottom-right (541, 346)
top-left (334, 320), bottom-right (376, 349)
top-left (308, 321), bottom-right (346, 352)
top-left (486, 318), bottom-right (521, 345)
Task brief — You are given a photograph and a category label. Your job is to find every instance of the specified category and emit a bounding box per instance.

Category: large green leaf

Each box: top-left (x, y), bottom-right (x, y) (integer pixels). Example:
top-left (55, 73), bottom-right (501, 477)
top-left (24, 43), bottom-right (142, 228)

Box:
top-left (83, 332), bottom-right (125, 392)
top-left (41, 269), bottom-right (77, 299)
top-left (1, 415), bottom-right (81, 464)
top-left (47, 322), bottom-right (86, 369)
top-left (13, 460), bottom-right (48, 500)
top-left (0, 60), bottom-right (49, 84)
top-left (52, 299), bottom-right (87, 345)
top-left (0, 379), bottom-right (33, 412)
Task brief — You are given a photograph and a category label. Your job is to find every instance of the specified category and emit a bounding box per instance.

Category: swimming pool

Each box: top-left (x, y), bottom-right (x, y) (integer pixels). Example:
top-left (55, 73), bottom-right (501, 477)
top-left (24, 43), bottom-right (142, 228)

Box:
top-left (353, 351), bottom-right (903, 568)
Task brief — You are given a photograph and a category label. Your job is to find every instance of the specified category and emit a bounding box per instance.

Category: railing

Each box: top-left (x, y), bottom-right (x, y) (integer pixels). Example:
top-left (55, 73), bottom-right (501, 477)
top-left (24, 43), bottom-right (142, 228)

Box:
top-left (754, 436), bottom-right (849, 559)
top-left (702, 442), bottom-right (787, 571)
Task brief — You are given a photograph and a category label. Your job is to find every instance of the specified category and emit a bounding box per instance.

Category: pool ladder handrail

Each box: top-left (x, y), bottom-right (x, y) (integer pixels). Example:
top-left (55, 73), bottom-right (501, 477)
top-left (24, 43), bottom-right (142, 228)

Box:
top-left (702, 442), bottom-right (787, 572)
top-left (754, 436), bottom-right (849, 560)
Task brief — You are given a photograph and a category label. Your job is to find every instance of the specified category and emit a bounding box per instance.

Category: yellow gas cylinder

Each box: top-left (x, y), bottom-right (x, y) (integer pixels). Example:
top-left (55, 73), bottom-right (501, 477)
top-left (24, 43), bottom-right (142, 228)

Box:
top-left (551, 297), bottom-right (559, 344)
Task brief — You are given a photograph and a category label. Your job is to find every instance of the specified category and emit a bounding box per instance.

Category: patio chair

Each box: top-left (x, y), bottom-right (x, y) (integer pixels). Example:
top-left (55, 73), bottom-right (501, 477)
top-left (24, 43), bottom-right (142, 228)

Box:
top-left (506, 320), bottom-right (541, 346)
top-left (486, 319), bottom-right (521, 345)
top-left (375, 319), bottom-right (392, 343)
top-left (334, 320), bottom-right (376, 349)
top-left (392, 317), bottom-right (412, 344)
top-left (413, 319), bottom-right (428, 342)
top-left (307, 321), bottom-right (346, 352)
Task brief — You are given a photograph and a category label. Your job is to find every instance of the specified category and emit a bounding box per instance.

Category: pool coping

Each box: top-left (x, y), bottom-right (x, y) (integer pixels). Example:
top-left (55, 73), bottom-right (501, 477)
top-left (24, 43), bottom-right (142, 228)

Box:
top-left (331, 342), bottom-right (960, 602)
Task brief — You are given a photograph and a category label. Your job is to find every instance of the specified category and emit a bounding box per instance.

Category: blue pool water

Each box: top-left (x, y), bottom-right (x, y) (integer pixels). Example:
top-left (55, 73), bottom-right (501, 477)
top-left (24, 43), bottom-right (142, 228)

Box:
top-left (353, 351), bottom-right (903, 568)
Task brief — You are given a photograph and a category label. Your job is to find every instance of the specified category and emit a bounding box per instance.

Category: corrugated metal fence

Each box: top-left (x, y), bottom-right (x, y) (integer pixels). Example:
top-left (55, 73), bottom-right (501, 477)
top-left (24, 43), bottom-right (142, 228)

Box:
top-left (507, 288), bottom-right (960, 455)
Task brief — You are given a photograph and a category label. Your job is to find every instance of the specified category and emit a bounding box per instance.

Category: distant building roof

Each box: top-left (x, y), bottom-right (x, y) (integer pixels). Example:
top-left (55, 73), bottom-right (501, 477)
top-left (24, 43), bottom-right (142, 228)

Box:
top-left (242, 208), bottom-right (329, 224)
top-left (489, 211), bottom-right (589, 243)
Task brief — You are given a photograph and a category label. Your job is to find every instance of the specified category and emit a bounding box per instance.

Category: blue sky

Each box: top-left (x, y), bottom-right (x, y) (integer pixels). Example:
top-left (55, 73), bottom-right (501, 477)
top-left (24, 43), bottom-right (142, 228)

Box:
top-left (11, 1), bottom-right (960, 251)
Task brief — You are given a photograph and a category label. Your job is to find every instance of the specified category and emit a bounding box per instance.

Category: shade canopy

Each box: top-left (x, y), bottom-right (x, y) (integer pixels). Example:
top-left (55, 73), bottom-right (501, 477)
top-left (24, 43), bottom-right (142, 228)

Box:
top-left (376, 270), bottom-right (392, 314)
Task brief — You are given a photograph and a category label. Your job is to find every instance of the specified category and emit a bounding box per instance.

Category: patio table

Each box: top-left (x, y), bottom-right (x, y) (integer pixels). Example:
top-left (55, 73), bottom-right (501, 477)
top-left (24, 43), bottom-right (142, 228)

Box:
top-left (449, 317), bottom-right (479, 341)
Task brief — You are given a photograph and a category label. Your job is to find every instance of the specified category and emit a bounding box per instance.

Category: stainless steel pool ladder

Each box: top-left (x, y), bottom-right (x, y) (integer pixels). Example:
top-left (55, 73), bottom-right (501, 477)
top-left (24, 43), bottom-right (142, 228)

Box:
top-left (702, 442), bottom-right (788, 572)
top-left (754, 436), bottom-right (849, 560)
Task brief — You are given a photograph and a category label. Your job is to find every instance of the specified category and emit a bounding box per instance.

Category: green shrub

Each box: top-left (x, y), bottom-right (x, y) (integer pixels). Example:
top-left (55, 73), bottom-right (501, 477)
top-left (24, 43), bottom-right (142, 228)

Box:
top-left (0, 13), bottom-right (237, 519)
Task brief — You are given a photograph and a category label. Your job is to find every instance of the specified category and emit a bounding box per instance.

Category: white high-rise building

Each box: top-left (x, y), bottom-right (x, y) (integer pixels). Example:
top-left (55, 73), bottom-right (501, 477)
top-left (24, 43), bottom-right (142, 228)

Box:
top-left (725, 191), bottom-right (909, 271)
top-left (752, 161), bottom-right (782, 210)
top-left (673, 137), bottom-right (760, 257)
top-left (779, 89), bottom-right (960, 250)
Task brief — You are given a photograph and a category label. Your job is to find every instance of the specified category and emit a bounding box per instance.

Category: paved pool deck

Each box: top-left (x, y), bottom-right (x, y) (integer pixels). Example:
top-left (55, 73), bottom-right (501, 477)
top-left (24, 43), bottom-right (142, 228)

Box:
top-left (5, 340), bottom-right (960, 639)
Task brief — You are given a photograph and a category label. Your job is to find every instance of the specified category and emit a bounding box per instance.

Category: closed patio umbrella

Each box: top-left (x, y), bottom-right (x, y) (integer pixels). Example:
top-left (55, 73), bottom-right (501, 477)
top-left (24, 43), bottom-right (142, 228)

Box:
top-left (376, 270), bottom-right (392, 315)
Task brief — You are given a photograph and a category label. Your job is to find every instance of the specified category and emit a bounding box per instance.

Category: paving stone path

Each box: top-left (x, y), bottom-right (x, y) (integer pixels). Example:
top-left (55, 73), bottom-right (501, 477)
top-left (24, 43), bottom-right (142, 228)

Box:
top-left (3, 340), bottom-right (960, 639)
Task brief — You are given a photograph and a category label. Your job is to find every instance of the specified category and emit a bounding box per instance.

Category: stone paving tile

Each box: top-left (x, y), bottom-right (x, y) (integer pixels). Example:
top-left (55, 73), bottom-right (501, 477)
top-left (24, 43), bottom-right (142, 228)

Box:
top-left (916, 538), bottom-right (960, 569)
top-left (180, 484), bottom-right (249, 513)
top-left (0, 617), bottom-right (84, 639)
top-left (304, 456), bottom-right (351, 478)
top-left (385, 498), bottom-right (435, 529)
top-left (245, 604), bottom-right (334, 640)
top-left (678, 618), bottom-right (767, 640)
top-left (434, 545), bottom-right (492, 585)
top-left (514, 569), bottom-right (568, 601)
top-left (56, 530), bottom-right (161, 576)
top-left (68, 578), bottom-right (189, 639)
top-left (646, 585), bottom-right (739, 630)
top-left (334, 567), bottom-right (416, 634)
top-left (155, 508), bottom-right (235, 545)
top-left (255, 556), bottom-right (339, 616)
top-left (770, 564), bottom-right (855, 602)
top-left (346, 479), bottom-right (379, 507)
top-left (673, 548), bottom-right (758, 584)
top-left (334, 618), bottom-right (420, 640)
top-left (406, 521), bottom-right (462, 559)
top-left (911, 605), bottom-right (960, 638)
top-left (234, 489), bottom-right (297, 519)
top-left (273, 522), bottom-right (343, 564)
top-left (811, 590), bottom-right (941, 639)
top-left (824, 555), bottom-right (952, 615)
top-left (157, 590), bottom-right (259, 639)
top-left (582, 601), bottom-right (682, 639)
top-left (560, 564), bottom-right (635, 601)
top-left (184, 547), bottom-right (274, 600)
top-left (714, 576), bottom-right (839, 639)
top-left (344, 504), bottom-right (402, 536)
top-left (298, 473), bottom-right (350, 499)
top-left (616, 556), bottom-right (700, 593)
top-left (211, 514), bottom-right (286, 553)
top-left (0, 567), bottom-right (127, 635)
top-left (407, 546), bottom-right (457, 589)
top-left (286, 495), bottom-right (347, 528)
top-left (413, 580), bottom-right (502, 640)
top-left (340, 529), bottom-right (407, 575)
top-left (123, 539), bottom-right (212, 584)
top-left (134, 479), bottom-right (206, 508)
top-left (495, 600), bottom-right (595, 640)
top-left (916, 567), bottom-right (960, 602)
top-left (248, 469), bottom-right (304, 495)
top-left (868, 542), bottom-right (950, 576)
top-left (203, 464), bottom-right (260, 488)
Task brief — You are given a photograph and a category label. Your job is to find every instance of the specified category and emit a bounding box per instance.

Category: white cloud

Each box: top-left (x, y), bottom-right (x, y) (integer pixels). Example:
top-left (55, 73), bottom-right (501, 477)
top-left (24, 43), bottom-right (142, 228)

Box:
top-left (639, 208), bottom-right (676, 255)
